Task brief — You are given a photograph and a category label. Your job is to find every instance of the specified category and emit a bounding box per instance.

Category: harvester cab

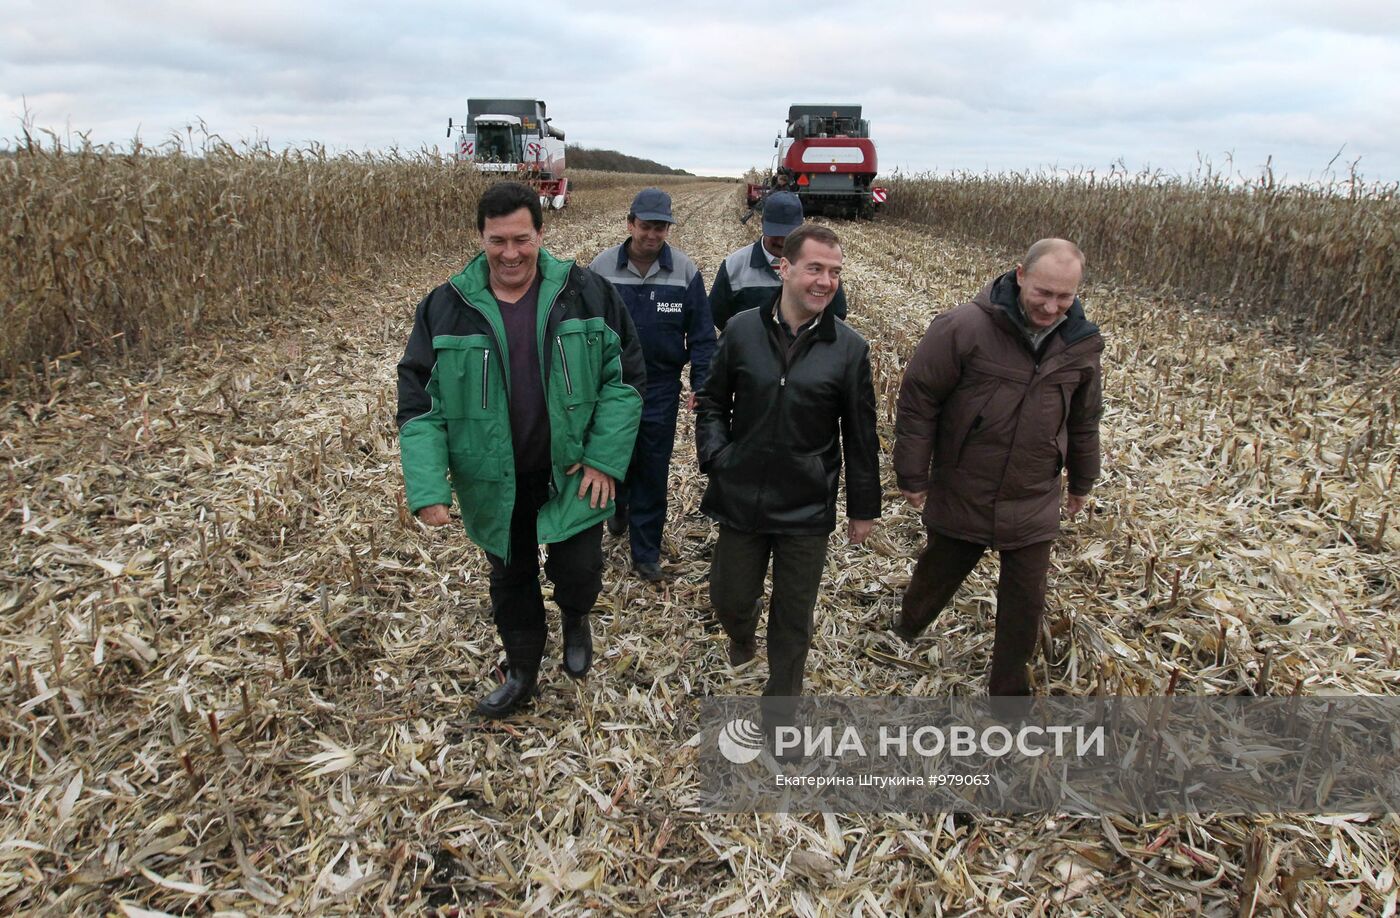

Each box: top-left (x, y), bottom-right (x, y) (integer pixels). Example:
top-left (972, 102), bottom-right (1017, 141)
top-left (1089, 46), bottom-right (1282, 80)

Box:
top-left (448, 98), bottom-right (570, 210)
top-left (471, 115), bottom-right (524, 169)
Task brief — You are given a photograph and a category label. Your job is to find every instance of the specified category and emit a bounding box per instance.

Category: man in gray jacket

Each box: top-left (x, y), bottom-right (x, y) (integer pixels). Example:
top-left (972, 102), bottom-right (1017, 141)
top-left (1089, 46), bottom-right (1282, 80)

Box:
top-left (892, 238), bottom-right (1103, 696)
top-left (709, 192), bottom-right (847, 331)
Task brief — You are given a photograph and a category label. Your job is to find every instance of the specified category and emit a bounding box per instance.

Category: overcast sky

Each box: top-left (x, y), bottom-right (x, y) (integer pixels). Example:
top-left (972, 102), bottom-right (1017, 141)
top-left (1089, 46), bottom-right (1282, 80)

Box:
top-left (5, 0), bottom-right (1398, 183)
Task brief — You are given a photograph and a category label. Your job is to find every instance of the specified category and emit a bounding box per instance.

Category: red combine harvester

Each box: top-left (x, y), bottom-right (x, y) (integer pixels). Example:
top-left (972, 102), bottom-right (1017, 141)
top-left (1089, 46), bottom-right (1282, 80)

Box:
top-left (746, 104), bottom-right (887, 219)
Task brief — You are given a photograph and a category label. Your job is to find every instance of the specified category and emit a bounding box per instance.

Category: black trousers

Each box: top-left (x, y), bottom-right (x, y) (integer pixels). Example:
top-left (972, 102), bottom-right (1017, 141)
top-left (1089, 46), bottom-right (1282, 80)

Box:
top-left (485, 471), bottom-right (602, 656)
top-left (899, 530), bottom-right (1053, 696)
top-left (710, 525), bottom-right (829, 697)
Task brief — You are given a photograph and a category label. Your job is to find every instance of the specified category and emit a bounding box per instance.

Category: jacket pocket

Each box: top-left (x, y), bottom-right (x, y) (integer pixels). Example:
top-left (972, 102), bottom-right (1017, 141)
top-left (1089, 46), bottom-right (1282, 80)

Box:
top-left (707, 441), bottom-right (739, 473)
top-left (554, 329), bottom-right (603, 460)
top-left (1041, 369), bottom-right (1080, 433)
top-left (554, 329), bottom-right (603, 406)
top-left (448, 450), bottom-right (510, 550)
top-left (448, 449), bottom-right (506, 483)
top-left (950, 385), bottom-right (1000, 468)
top-left (559, 398), bottom-right (596, 465)
top-left (760, 451), bottom-right (830, 525)
top-left (433, 335), bottom-right (494, 420)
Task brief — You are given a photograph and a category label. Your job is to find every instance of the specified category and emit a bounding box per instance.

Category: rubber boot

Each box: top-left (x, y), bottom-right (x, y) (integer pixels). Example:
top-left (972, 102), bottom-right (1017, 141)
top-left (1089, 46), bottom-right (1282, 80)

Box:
top-left (561, 610), bottom-right (593, 678)
top-left (476, 629), bottom-right (544, 718)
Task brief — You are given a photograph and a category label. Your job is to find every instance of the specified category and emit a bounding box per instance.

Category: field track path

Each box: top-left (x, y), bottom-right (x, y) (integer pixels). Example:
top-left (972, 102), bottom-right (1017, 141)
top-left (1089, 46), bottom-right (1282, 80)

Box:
top-left (1, 180), bottom-right (1397, 914)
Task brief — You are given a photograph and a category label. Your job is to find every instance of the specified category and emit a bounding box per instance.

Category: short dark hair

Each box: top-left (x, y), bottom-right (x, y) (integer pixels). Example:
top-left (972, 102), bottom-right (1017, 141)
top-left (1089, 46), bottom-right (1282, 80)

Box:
top-left (781, 223), bottom-right (840, 262)
top-left (477, 181), bottom-right (542, 233)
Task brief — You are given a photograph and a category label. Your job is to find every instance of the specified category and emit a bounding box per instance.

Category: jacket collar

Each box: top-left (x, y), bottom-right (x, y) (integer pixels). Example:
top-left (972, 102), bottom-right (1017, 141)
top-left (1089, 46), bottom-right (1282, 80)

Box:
top-left (617, 239), bottom-right (674, 275)
top-left (749, 239), bottom-right (780, 277)
top-left (763, 287), bottom-right (838, 343)
top-left (448, 247), bottom-right (572, 316)
top-left (986, 269), bottom-right (1100, 347)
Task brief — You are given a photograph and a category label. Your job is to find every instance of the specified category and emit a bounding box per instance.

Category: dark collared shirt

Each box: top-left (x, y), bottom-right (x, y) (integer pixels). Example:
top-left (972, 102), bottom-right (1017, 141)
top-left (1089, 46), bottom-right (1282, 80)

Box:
top-left (495, 276), bottom-right (550, 473)
top-left (772, 301), bottom-right (820, 360)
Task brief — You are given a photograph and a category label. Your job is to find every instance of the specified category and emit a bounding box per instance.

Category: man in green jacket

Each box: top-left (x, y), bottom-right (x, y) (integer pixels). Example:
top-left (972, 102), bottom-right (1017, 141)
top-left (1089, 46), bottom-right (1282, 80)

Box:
top-left (396, 182), bottom-right (646, 717)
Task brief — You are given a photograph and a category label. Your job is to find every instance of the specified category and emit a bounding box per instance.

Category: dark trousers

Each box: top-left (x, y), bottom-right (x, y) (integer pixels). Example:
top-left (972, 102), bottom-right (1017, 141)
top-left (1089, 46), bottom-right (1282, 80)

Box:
top-left (900, 531), bottom-right (1053, 696)
top-left (616, 379), bottom-right (680, 565)
top-left (486, 470), bottom-right (602, 660)
top-left (710, 525), bottom-right (829, 697)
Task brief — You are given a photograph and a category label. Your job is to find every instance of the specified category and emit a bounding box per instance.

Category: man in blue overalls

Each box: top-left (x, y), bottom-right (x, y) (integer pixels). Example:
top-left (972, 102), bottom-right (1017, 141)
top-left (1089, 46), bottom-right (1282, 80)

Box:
top-left (590, 189), bottom-right (716, 582)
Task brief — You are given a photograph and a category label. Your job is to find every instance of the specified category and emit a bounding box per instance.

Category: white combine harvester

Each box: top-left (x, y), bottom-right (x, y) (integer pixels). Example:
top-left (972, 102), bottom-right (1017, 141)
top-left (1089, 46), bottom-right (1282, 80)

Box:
top-left (448, 98), bottom-right (569, 210)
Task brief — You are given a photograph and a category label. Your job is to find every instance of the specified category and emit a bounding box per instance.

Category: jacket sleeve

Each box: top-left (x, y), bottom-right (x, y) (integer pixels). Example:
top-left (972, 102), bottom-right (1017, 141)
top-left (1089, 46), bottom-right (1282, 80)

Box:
top-left (831, 281), bottom-right (848, 322)
top-left (892, 313), bottom-right (964, 493)
top-left (841, 338), bottom-right (882, 521)
top-left (1065, 346), bottom-right (1104, 496)
top-left (693, 329), bottom-right (735, 473)
top-left (396, 294), bottom-right (452, 514)
top-left (581, 275), bottom-right (646, 480)
top-left (684, 270), bottom-right (716, 393)
top-left (708, 260), bottom-right (735, 332)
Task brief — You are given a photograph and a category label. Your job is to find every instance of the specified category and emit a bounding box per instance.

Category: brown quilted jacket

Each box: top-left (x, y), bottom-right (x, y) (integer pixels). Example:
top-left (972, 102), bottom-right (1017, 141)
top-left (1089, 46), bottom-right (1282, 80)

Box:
top-left (893, 271), bottom-right (1104, 550)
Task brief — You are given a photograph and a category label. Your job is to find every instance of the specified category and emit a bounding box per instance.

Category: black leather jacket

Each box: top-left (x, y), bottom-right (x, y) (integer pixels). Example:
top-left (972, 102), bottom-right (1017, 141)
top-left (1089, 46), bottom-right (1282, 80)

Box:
top-left (696, 292), bottom-right (881, 534)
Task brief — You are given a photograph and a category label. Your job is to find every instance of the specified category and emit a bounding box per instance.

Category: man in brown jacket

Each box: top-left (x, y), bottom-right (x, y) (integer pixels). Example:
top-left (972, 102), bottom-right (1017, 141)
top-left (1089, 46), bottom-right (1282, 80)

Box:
top-left (892, 238), bottom-right (1103, 695)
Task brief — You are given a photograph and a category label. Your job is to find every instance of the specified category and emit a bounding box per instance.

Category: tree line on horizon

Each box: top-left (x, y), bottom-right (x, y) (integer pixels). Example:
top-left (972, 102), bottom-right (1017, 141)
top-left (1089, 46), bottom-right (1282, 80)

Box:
top-left (565, 144), bottom-right (691, 176)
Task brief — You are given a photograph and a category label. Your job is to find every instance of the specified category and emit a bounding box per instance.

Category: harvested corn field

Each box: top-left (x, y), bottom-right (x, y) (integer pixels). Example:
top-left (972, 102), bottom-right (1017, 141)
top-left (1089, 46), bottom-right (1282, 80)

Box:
top-left (882, 168), bottom-right (1400, 348)
top-left (1, 180), bottom-right (1398, 915)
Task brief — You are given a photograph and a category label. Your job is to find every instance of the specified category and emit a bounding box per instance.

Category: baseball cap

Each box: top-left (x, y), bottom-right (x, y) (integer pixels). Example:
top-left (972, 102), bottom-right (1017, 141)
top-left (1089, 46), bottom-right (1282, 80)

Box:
top-left (762, 192), bottom-right (804, 237)
top-left (630, 188), bottom-right (674, 223)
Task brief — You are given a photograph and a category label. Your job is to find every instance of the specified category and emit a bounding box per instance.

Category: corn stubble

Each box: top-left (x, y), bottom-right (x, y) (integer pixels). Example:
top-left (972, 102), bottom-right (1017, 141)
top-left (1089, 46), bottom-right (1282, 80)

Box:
top-left (0, 170), bottom-right (1397, 914)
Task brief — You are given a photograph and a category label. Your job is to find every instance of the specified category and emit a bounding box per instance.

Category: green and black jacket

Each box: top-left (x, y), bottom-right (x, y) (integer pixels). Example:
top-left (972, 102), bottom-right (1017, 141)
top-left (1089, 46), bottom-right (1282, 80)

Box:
top-left (396, 248), bottom-right (646, 559)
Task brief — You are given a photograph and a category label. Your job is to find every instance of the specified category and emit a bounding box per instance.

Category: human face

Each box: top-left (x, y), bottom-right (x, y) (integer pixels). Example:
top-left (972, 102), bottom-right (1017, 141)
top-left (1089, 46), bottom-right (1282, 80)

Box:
top-left (761, 234), bottom-right (786, 259)
top-left (481, 207), bottom-right (542, 297)
top-left (1015, 255), bottom-right (1082, 328)
top-left (779, 239), bottom-right (842, 320)
top-left (627, 216), bottom-right (671, 263)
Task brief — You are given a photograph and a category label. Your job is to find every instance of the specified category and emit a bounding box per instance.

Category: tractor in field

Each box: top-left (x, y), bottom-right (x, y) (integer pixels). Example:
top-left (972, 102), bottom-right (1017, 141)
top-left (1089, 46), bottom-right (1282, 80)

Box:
top-left (746, 104), bottom-right (887, 219)
top-left (448, 98), bottom-right (569, 209)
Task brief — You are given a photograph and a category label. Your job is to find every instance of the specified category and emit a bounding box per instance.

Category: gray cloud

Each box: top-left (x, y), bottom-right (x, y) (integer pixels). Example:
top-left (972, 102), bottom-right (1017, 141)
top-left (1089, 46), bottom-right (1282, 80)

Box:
top-left (3, 0), bottom-right (1397, 182)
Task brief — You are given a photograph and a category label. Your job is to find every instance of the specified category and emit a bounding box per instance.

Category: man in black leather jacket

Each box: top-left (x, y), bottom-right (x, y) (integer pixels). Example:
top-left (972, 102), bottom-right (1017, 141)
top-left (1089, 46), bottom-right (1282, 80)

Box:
top-left (695, 223), bottom-right (881, 699)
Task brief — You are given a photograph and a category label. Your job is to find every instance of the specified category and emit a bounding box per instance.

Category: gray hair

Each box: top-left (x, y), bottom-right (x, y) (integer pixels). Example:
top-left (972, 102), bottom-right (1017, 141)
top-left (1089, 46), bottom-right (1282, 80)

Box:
top-left (1022, 238), bottom-right (1085, 273)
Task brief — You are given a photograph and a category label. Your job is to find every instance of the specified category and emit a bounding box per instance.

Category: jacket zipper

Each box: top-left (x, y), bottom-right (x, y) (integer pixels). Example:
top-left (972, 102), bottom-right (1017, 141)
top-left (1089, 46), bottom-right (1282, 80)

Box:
top-left (764, 310), bottom-right (820, 515)
top-left (539, 282), bottom-right (570, 500)
top-left (555, 337), bottom-right (574, 396)
top-left (481, 348), bottom-right (490, 410)
top-left (539, 283), bottom-right (569, 385)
